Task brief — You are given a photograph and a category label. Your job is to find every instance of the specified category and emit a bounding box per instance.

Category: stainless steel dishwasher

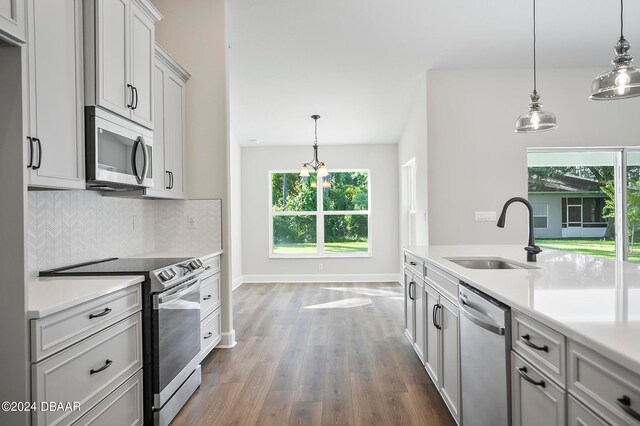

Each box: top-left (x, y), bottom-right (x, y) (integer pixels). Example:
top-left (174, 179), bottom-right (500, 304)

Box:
top-left (459, 282), bottom-right (511, 426)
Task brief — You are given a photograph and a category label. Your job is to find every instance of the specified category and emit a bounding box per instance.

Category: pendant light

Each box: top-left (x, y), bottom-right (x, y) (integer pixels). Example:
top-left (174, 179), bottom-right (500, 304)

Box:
top-left (515, 0), bottom-right (557, 133)
top-left (591, 0), bottom-right (640, 100)
top-left (299, 115), bottom-right (329, 178)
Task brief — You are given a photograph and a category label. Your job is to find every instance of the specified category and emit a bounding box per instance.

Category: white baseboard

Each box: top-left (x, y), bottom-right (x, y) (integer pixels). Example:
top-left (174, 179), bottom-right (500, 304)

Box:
top-left (239, 273), bottom-right (402, 284)
top-left (232, 276), bottom-right (245, 291)
top-left (217, 330), bottom-right (237, 348)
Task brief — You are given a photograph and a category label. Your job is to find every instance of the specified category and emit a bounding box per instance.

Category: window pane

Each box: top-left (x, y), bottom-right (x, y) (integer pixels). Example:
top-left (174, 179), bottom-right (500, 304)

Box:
top-left (273, 216), bottom-right (317, 254)
top-left (324, 215), bottom-right (368, 253)
top-left (533, 204), bottom-right (547, 216)
top-left (323, 172), bottom-right (369, 211)
top-left (272, 173), bottom-right (317, 212)
top-left (627, 151), bottom-right (640, 263)
top-left (533, 217), bottom-right (547, 228)
top-left (528, 151), bottom-right (616, 260)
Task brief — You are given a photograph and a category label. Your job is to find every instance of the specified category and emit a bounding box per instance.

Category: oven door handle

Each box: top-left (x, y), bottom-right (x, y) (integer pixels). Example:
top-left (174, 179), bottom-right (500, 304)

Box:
top-left (157, 280), bottom-right (200, 305)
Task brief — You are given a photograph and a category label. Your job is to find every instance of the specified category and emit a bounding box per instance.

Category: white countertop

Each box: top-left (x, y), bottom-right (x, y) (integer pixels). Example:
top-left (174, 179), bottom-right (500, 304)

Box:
top-left (29, 275), bottom-right (145, 319)
top-left (137, 249), bottom-right (223, 259)
top-left (404, 244), bottom-right (640, 374)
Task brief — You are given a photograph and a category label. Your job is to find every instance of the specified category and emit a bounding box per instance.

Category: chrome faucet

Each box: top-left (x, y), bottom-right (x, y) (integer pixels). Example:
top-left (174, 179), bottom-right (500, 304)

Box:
top-left (497, 197), bottom-right (542, 262)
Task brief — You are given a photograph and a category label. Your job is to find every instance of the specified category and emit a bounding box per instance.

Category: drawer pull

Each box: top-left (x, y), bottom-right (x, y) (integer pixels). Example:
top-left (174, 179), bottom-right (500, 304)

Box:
top-left (203, 295), bottom-right (213, 301)
top-left (205, 266), bottom-right (212, 270)
top-left (617, 395), bottom-right (640, 421)
top-left (204, 332), bottom-right (213, 340)
top-left (409, 261), bottom-right (417, 266)
top-left (90, 359), bottom-right (113, 375)
top-left (518, 366), bottom-right (545, 388)
top-left (89, 308), bottom-right (112, 319)
top-left (521, 334), bottom-right (549, 352)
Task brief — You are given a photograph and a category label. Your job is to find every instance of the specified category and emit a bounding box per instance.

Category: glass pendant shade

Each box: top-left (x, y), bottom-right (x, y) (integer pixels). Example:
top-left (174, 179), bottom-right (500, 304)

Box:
top-left (299, 165), bottom-right (310, 177)
top-left (310, 180), bottom-right (317, 188)
top-left (322, 181), bottom-right (331, 189)
top-left (515, 92), bottom-right (557, 133)
top-left (591, 37), bottom-right (640, 100)
top-left (317, 164), bottom-right (329, 177)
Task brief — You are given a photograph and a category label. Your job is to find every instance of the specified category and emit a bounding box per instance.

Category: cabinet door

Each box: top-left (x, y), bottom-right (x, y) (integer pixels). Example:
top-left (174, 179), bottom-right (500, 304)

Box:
top-left (439, 297), bottom-right (460, 422)
top-left (404, 271), bottom-right (414, 343)
top-left (0, 0), bottom-right (25, 42)
top-left (424, 283), bottom-right (440, 385)
top-left (568, 395), bottom-right (608, 426)
top-left (96, 0), bottom-right (130, 117)
top-left (129, 0), bottom-right (154, 128)
top-left (512, 353), bottom-right (566, 426)
top-left (27, 0), bottom-right (84, 189)
top-left (150, 63), bottom-right (166, 192)
top-left (164, 73), bottom-right (185, 196)
top-left (414, 278), bottom-right (426, 362)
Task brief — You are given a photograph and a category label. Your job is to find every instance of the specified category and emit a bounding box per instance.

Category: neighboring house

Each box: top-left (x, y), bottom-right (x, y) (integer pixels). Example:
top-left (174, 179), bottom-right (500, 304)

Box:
top-left (528, 175), bottom-right (608, 239)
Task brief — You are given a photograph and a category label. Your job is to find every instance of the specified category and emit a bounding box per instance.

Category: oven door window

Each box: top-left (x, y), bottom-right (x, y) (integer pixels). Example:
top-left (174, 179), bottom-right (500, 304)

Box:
top-left (157, 285), bottom-right (201, 393)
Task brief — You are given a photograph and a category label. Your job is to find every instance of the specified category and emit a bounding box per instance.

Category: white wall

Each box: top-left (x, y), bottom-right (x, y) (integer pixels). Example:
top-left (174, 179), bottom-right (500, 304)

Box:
top-left (229, 133), bottom-right (242, 289)
top-left (152, 0), bottom-right (235, 345)
top-left (426, 68), bottom-right (640, 245)
top-left (398, 73), bottom-right (429, 248)
top-left (241, 144), bottom-right (399, 281)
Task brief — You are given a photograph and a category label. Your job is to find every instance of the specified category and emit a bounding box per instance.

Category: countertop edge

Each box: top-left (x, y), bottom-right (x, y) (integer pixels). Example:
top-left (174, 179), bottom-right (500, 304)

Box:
top-left (403, 246), bottom-right (640, 376)
top-left (28, 275), bottom-right (146, 319)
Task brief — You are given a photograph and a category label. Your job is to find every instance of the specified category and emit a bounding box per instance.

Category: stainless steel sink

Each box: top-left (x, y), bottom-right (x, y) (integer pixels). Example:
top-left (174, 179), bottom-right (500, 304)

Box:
top-left (445, 257), bottom-right (538, 270)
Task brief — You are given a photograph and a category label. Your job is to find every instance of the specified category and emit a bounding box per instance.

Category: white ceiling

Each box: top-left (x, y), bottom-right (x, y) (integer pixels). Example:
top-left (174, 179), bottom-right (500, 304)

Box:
top-left (228, 0), bottom-right (640, 146)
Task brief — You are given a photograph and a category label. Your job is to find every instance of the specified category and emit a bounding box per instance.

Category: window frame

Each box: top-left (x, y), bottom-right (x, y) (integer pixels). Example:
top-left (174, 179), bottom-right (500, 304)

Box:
top-left (268, 168), bottom-right (372, 258)
top-left (532, 203), bottom-right (549, 229)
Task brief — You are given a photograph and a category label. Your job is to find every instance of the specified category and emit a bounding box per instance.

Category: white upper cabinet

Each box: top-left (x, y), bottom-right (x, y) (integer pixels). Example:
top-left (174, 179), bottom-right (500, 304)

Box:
top-left (147, 44), bottom-right (189, 199)
top-left (0, 0), bottom-right (25, 43)
top-left (84, 0), bottom-right (161, 129)
top-left (26, 0), bottom-right (84, 189)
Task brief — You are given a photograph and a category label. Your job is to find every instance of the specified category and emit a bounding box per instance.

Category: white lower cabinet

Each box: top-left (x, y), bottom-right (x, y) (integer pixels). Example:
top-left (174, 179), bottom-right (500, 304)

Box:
top-left (73, 370), bottom-right (143, 426)
top-left (512, 352), bottom-right (566, 426)
top-left (424, 281), bottom-right (440, 384)
top-left (30, 284), bottom-right (143, 426)
top-left (404, 269), bottom-right (415, 342)
top-left (439, 297), bottom-right (460, 421)
top-left (568, 395), bottom-right (609, 426)
top-left (199, 253), bottom-right (222, 361)
top-left (414, 277), bottom-right (426, 362)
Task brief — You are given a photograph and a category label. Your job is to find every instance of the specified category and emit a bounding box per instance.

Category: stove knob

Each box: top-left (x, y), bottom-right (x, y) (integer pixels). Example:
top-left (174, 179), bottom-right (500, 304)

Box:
top-left (196, 259), bottom-right (204, 267)
top-left (168, 268), bottom-right (177, 278)
top-left (159, 270), bottom-right (171, 281)
top-left (189, 260), bottom-right (200, 270)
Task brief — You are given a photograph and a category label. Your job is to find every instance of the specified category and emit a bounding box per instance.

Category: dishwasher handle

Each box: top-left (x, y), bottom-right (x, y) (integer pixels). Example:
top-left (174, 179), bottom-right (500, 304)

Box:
top-left (459, 298), bottom-right (505, 335)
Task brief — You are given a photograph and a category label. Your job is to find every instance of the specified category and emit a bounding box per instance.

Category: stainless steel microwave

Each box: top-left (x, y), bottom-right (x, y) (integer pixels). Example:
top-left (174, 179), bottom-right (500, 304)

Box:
top-left (85, 107), bottom-right (153, 190)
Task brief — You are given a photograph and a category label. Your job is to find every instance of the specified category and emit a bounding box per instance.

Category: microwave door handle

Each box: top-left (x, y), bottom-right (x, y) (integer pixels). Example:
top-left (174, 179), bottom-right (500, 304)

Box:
top-left (139, 137), bottom-right (149, 184)
top-left (131, 138), bottom-right (141, 184)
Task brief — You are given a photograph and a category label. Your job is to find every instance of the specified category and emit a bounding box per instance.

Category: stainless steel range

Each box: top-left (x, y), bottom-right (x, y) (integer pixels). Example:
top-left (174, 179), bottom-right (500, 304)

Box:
top-left (41, 257), bottom-right (206, 425)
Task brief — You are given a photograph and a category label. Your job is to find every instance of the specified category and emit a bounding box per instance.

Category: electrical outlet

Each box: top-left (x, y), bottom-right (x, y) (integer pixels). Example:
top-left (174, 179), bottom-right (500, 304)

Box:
top-left (318, 263), bottom-right (323, 271)
top-left (475, 211), bottom-right (497, 222)
top-left (187, 216), bottom-right (197, 229)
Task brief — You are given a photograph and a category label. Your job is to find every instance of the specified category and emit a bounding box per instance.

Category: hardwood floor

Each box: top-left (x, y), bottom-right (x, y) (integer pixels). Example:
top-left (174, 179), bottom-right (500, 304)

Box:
top-left (172, 282), bottom-right (456, 426)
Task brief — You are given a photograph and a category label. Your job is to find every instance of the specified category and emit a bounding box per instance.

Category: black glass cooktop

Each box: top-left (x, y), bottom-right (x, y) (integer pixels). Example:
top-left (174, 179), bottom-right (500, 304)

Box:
top-left (40, 257), bottom-right (191, 276)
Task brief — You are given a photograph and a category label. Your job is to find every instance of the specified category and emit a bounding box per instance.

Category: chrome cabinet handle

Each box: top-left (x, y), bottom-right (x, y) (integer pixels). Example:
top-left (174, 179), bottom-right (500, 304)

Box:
top-left (169, 171), bottom-right (174, 189)
top-left (204, 332), bottom-right (213, 339)
top-left (518, 366), bottom-right (545, 388)
top-left (89, 307), bottom-right (112, 319)
top-left (203, 295), bottom-right (212, 301)
top-left (127, 84), bottom-right (134, 108)
top-left (90, 359), bottom-right (112, 375)
top-left (32, 138), bottom-right (42, 170)
top-left (433, 304), bottom-right (442, 330)
top-left (617, 395), bottom-right (640, 421)
top-left (165, 170), bottom-right (172, 189)
top-left (521, 334), bottom-right (549, 352)
top-left (132, 86), bottom-right (139, 110)
top-left (26, 137), bottom-right (34, 168)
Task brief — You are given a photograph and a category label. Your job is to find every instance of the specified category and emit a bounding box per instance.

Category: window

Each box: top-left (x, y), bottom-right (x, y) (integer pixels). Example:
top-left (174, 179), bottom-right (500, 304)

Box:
top-left (270, 170), bottom-right (370, 257)
top-left (532, 204), bottom-right (548, 229)
top-left (528, 149), bottom-right (640, 264)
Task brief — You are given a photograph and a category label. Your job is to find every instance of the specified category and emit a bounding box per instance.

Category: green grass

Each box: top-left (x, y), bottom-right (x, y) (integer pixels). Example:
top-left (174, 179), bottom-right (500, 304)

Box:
top-left (273, 241), bottom-right (369, 254)
top-left (537, 238), bottom-right (640, 263)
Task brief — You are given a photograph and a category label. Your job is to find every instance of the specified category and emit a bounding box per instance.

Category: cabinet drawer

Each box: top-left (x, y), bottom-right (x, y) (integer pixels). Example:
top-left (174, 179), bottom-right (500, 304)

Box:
top-left (568, 395), bottom-right (609, 426)
top-left (73, 369), bottom-right (143, 426)
top-left (31, 285), bottom-right (142, 362)
top-left (512, 352), bottom-right (566, 426)
top-left (32, 313), bottom-right (143, 426)
top-left (200, 254), bottom-right (221, 278)
top-left (512, 310), bottom-right (566, 387)
top-left (200, 308), bottom-right (221, 362)
top-left (404, 252), bottom-right (425, 277)
top-left (568, 340), bottom-right (640, 425)
top-left (425, 263), bottom-right (458, 304)
top-left (200, 272), bottom-right (221, 320)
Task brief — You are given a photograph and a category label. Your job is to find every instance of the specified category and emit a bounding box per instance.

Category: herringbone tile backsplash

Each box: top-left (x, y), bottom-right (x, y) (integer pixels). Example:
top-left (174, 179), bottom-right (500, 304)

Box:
top-left (27, 191), bottom-right (222, 275)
